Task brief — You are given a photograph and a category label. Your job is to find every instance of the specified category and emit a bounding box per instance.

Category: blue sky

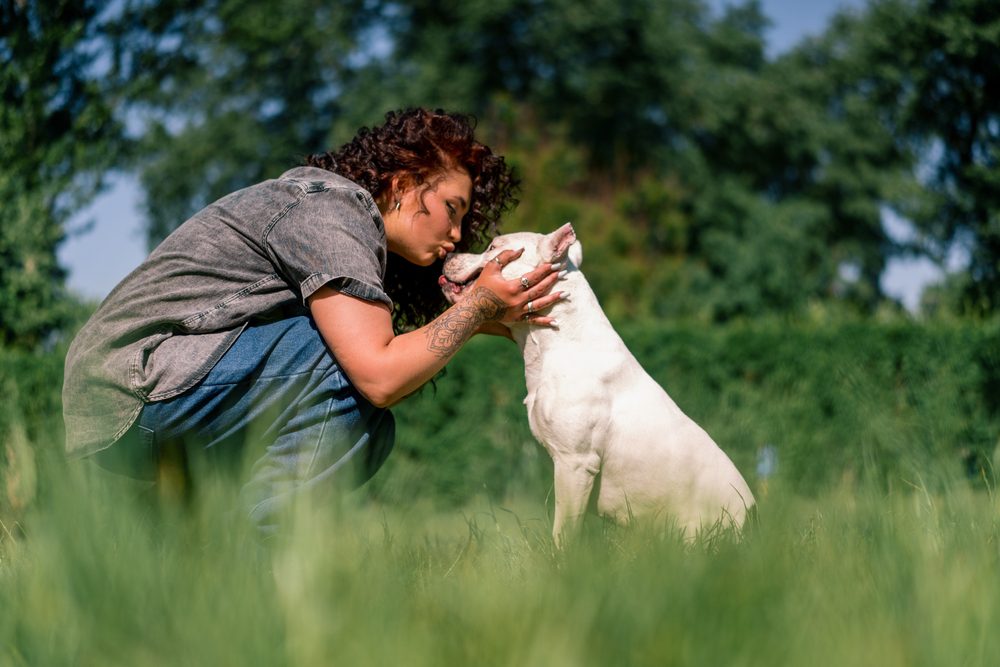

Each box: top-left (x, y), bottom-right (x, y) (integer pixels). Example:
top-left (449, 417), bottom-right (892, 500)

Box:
top-left (59, 0), bottom-right (948, 310)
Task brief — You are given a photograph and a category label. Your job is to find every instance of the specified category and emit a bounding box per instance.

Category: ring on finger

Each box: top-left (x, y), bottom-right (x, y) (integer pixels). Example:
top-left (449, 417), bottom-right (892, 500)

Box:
top-left (520, 276), bottom-right (531, 290)
top-left (526, 300), bottom-right (534, 314)
top-left (492, 256), bottom-right (503, 266)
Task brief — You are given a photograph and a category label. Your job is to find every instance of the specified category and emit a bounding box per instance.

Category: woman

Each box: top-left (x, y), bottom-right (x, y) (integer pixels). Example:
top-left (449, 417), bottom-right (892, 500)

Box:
top-left (62, 108), bottom-right (564, 534)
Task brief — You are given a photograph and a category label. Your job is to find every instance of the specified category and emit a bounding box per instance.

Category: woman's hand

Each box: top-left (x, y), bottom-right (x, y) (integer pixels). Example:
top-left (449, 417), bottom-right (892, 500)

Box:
top-left (469, 248), bottom-right (565, 327)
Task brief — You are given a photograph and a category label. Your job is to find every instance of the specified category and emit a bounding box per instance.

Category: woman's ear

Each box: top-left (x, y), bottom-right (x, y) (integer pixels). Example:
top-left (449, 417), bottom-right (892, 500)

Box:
top-left (381, 174), bottom-right (408, 215)
top-left (389, 175), bottom-right (403, 202)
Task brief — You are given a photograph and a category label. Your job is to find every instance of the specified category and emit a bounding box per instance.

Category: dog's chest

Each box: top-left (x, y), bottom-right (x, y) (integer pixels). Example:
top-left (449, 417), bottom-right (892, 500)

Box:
top-left (521, 340), bottom-right (630, 454)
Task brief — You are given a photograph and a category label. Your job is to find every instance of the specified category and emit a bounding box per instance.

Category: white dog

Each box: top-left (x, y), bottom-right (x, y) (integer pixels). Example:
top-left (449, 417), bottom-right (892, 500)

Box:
top-left (441, 223), bottom-right (755, 545)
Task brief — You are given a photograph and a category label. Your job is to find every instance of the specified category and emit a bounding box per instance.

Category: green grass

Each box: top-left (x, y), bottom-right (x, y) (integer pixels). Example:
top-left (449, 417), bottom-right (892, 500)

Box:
top-left (2, 320), bottom-right (998, 665)
top-left (3, 456), bottom-right (1000, 667)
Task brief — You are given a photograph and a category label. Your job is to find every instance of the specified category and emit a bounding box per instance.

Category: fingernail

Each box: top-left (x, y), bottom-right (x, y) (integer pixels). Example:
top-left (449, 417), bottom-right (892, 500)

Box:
top-left (557, 270), bottom-right (569, 280)
top-left (549, 319), bottom-right (559, 328)
top-left (560, 292), bottom-right (571, 300)
top-left (550, 262), bottom-right (565, 271)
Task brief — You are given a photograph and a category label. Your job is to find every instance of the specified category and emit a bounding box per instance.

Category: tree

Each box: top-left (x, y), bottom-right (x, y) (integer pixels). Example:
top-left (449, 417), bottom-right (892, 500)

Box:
top-left (111, 0), bottom-right (928, 320)
top-left (691, 18), bottom-right (913, 314)
top-left (837, 0), bottom-right (1000, 314)
top-left (382, 0), bottom-right (714, 172)
top-left (602, 0), bottom-right (911, 318)
top-left (905, 0), bottom-right (1000, 313)
top-left (114, 0), bottom-right (734, 237)
top-left (109, 0), bottom-right (381, 245)
top-left (0, 0), bottom-right (121, 348)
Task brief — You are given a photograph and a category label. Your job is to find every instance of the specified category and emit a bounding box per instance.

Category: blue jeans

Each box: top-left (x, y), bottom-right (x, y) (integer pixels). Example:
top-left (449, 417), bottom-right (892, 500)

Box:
top-left (94, 315), bottom-right (395, 534)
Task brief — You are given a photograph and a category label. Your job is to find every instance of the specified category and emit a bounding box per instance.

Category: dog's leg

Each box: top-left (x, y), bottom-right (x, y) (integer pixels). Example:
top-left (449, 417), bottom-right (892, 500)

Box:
top-left (551, 455), bottom-right (599, 548)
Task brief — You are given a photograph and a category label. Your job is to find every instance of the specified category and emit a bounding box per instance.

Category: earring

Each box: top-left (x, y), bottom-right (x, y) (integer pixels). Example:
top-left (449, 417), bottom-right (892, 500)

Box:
top-left (394, 199), bottom-right (401, 212)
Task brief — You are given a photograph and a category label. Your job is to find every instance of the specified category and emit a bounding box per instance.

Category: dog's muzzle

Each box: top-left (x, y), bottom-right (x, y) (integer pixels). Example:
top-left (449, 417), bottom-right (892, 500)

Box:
top-left (439, 253), bottom-right (485, 302)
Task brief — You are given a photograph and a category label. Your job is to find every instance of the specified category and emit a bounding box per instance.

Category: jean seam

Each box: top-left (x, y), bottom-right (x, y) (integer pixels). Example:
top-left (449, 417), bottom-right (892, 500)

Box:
top-left (301, 392), bottom-right (333, 479)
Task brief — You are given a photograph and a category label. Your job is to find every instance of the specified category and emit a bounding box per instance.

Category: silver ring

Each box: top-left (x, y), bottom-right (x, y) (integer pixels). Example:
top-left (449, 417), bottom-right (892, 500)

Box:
top-left (520, 276), bottom-right (531, 290)
top-left (492, 256), bottom-right (503, 266)
top-left (526, 300), bottom-right (534, 313)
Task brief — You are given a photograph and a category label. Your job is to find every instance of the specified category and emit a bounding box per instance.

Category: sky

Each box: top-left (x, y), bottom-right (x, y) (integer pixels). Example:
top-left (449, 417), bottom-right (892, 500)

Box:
top-left (58, 0), bottom-right (949, 311)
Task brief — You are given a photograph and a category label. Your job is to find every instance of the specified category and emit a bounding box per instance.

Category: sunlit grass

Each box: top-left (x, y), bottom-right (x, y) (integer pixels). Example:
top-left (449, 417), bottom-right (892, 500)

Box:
top-left (3, 453), bottom-right (1000, 667)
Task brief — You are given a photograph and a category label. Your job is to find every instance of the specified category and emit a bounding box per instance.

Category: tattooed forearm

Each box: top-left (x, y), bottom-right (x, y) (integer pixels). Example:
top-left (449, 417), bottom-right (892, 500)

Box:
top-left (425, 287), bottom-right (507, 357)
top-left (469, 286), bottom-right (508, 321)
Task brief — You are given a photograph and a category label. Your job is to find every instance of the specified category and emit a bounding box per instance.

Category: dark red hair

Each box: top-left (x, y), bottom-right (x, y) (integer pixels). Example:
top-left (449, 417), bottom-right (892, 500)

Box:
top-left (306, 108), bottom-right (519, 331)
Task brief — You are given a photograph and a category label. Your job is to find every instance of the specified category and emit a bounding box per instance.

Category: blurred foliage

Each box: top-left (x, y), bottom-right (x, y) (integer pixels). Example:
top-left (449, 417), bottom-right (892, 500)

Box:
top-left (0, 0), bottom-right (123, 348)
top-left (101, 0), bottom-right (999, 319)
top-left (0, 341), bottom-right (66, 530)
top-left (4, 0), bottom-right (1000, 335)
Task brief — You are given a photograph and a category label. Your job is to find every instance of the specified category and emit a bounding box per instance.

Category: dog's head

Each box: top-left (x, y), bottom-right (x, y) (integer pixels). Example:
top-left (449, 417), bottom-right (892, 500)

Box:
top-left (439, 223), bottom-right (581, 305)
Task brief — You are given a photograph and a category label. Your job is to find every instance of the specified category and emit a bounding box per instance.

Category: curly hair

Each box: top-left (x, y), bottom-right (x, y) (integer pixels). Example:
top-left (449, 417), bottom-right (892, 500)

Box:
top-left (306, 108), bottom-right (519, 332)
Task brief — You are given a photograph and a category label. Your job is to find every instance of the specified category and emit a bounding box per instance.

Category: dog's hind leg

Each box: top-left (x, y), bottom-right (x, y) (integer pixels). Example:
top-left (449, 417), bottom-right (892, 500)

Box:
top-left (551, 454), bottom-right (599, 548)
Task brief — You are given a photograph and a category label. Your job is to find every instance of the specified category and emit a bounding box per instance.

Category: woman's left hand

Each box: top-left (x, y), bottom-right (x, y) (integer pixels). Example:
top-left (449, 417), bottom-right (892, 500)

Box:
top-left (470, 248), bottom-right (565, 327)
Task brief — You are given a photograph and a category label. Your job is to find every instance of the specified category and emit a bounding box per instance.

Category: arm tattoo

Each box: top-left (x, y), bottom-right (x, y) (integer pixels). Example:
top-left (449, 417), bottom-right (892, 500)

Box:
top-left (425, 287), bottom-right (507, 357)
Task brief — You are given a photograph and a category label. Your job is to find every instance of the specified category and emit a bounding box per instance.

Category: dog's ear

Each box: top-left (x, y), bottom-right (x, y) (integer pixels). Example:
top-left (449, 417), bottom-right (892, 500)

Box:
top-left (542, 223), bottom-right (577, 263)
top-left (567, 240), bottom-right (582, 268)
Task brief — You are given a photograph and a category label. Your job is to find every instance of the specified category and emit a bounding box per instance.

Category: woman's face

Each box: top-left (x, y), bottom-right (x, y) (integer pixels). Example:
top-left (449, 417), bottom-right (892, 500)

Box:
top-left (384, 168), bottom-right (472, 267)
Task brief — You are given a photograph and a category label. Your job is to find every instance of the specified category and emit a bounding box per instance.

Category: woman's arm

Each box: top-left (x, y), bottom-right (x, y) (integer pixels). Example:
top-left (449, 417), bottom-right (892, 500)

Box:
top-left (308, 249), bottom-right (562, 407)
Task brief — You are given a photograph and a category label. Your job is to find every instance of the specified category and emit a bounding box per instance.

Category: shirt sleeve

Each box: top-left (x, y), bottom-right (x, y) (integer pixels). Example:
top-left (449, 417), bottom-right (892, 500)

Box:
top-left (263, 185), bottom-right (393, 309)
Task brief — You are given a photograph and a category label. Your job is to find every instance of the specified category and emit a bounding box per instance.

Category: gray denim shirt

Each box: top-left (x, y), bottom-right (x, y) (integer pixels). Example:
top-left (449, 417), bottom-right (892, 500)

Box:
top-left (62, 167), bottom-right (392, 457)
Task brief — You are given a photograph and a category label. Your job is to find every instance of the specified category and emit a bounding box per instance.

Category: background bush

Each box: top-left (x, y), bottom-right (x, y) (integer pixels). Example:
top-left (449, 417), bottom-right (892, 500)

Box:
top-left (377, 316), bottom-right (1000, 504)
top-left (6, 317), bottom-right (997, 512)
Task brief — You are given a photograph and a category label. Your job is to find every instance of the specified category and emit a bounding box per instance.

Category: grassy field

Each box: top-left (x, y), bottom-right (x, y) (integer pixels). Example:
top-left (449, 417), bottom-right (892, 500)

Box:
top-left (2, 454), bottom-right (999, 667)
top-left (2, 319), bottom-right (998, 666)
